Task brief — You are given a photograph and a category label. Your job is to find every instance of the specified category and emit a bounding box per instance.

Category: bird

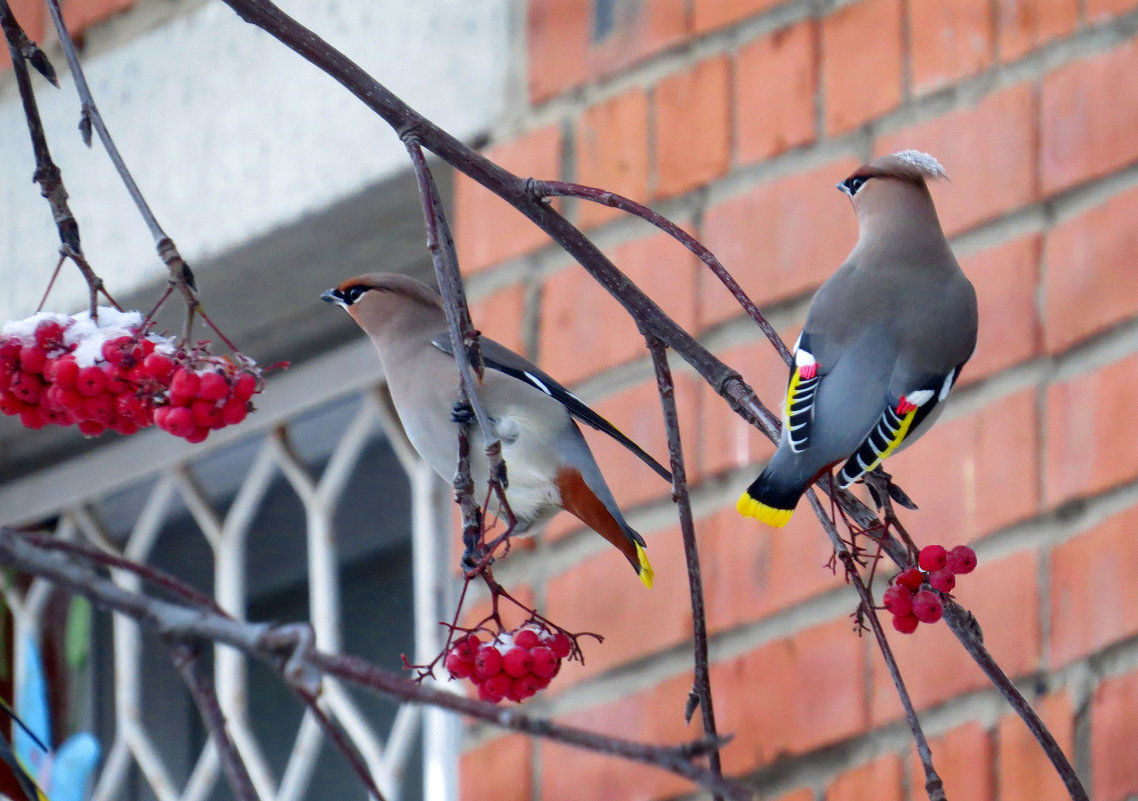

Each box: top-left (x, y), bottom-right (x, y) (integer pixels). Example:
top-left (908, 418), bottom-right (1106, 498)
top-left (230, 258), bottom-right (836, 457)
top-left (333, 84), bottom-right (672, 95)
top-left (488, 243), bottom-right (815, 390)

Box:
top-left (737, 150), bottom-right (978, 527)
top-left (322, 273), bottom-right (671, 587)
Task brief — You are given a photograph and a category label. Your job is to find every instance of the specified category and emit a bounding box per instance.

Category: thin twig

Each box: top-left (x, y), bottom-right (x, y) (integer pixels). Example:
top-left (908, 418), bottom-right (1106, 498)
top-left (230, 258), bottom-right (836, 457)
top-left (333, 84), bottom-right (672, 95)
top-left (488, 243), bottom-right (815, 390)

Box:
top-left (292, 686), bottom-right (387, 801)
top-left (647, 337), bottom-right (724, 794)
top-left (169, 642), bottom-right (261, 801)
top-left (534, 180), bottom-right (792, 366)
top-left (41, 0), bottom-right (199, 322)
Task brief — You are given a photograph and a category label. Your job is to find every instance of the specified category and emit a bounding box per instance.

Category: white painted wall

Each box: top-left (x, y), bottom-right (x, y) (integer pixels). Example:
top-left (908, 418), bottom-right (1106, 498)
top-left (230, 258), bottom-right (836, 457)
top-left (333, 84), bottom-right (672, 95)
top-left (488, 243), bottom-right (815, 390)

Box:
top-left (0, 0), bottom-right (512, 322)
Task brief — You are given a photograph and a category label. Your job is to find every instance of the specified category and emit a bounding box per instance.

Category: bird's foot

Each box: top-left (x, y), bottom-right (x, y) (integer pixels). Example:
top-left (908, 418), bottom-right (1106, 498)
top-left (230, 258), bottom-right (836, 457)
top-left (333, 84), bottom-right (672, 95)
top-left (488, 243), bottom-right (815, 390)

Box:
top-left (451, 400), bottom-right (475, 425)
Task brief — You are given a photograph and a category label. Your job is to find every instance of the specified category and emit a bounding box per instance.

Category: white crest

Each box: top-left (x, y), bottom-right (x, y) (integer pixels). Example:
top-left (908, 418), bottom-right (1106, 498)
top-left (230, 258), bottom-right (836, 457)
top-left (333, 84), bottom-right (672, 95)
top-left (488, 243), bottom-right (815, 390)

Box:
top-left (888, 149), bottom-right (948, 180)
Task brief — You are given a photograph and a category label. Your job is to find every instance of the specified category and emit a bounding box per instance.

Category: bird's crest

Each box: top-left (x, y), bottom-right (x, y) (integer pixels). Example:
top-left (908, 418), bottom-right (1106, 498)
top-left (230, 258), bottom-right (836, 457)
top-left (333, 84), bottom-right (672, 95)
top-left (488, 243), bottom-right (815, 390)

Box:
top-left (851, 150), bottom-right (948, 185)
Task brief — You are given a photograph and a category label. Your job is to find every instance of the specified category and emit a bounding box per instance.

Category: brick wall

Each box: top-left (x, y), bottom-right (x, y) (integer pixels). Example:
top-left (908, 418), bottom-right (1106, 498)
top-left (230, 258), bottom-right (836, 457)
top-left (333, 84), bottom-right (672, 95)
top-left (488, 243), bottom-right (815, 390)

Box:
top-left (456, 2), bottom-right (1138, 799)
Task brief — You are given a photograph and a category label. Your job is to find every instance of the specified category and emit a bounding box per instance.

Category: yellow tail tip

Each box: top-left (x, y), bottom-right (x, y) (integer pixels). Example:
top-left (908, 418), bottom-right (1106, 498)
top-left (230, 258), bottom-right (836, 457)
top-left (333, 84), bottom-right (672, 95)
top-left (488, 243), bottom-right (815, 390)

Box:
top-left (636, 542), bottom-right (654, 589)
top-left (736, 492), bottom-right (794, 528)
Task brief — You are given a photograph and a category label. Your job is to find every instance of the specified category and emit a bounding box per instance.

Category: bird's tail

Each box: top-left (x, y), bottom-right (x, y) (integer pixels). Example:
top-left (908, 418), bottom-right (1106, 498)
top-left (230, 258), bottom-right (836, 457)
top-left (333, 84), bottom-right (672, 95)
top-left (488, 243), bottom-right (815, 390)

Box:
top-left (737, 468), bottom-right (802, 528)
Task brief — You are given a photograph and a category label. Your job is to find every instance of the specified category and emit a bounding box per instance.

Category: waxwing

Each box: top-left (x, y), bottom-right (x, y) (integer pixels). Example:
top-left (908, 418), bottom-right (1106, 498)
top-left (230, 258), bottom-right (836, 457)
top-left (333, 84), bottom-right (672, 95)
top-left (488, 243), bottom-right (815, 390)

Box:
top-left (322, 273), bottom-right (670, 587)
top-left (737, 150), bottom-right (978, 527)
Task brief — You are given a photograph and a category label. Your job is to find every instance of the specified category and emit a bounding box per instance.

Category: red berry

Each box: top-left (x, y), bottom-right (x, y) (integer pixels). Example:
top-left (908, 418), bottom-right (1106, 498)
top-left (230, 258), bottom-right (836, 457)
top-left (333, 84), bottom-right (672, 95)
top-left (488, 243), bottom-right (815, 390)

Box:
top-left (101, 337), bottom-right (130, 365)
top-left (34, 321), bottom-right (64, 349)
top-left (75, 366), bottom-right (107, 397)
top-left (0, 394), bottom-right (25, 416)
top-left (0, 340), bottom-right (21, 363)
top-left (511, 674), bottom-right (540, 701)
top-left (882, 585), bottom-right (914, 617)
top-left (548, 632), bottom-right (572, 659)
top-left (220, 398), bottom-right (248, 426)
top-left (169, 369), bottom-right (200, 400)
top-left (233, 372), bottom-right (258, 402)
top-left (83, 393), bottom-right (114, 425)
top-left (77, 420), bottom-right (105, 436)
top-left (46, 357), bottom-right (79, 389)
top-left (478, 673), bottom-right (512, 703)
top-left (19, 345), bottom-right (46, 374)
top-left (143, 353), bottom-right (175, 380)
top-left (513, 629), bottom-right (541, 650)
top-left (444, 650), bottom-right (473, 679)
top-left (192, 399), bottom-right (224, 429)
top-left (502, 646), bottom-right (532, 678)
top-left (184, 426), bottom-right (210, 444)
top-left (0, 361), bottom-right (13, 392)
top-left (102, 364), bottom-right (129, 394)
top-left (19, 407), bottom-right (46, 430)
top-left (912, 590), bottom-right (944, 624)
top-left (895, 569), bottom-right (923, 592)
top-left (198, 371), bottom-right (229, 401)
top-left (474, 645), bottom-right (504, 679)
top-left (892, 613), bottom-right (920, 634)
top-left (451, 635), bottom-right (480, 661)
top-left (529, 646), bottom-right (559, 679)
top-left (57, 388), bottom-right (85, 411)
top-left (154, 405), bottom-right (174, 431)
top-left (116, 393), bottom-right (146, 421)
top-left (918, 545), bottom-right (948, 572)
top-left (9, 373), bottom-right (42, 404)
top-left (928, 569), bottom-right (957, 593)
top-left (163, 406), bottom-right (196, 438)
top-left (947, 545), bottom-right (978, 575)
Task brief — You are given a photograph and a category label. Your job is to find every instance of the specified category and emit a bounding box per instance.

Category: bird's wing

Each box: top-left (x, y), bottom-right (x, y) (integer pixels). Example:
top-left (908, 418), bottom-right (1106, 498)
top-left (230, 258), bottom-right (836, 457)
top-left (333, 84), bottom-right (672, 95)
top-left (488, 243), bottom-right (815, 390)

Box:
top-left (834, 364), bottom-right (965, 488)
top-left (782, 332), bottom-right (822, 452)
top-left (431, 335), bottom-right (672, 482)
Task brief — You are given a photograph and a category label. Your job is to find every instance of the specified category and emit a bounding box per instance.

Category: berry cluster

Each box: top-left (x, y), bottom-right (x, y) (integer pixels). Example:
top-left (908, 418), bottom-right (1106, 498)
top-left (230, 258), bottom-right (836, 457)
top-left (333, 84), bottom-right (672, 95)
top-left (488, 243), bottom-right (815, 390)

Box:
top-left (444, 625), bottom-right (573, 704)
top-left (0, 309), bottom-right (262, 443)
top-left (883, 544), bottom-right (978, 634)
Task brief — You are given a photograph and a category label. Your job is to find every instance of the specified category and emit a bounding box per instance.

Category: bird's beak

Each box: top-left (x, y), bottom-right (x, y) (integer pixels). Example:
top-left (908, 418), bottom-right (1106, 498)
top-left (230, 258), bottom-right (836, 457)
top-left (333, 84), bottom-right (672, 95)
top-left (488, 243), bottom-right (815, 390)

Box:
top-left (320, 288), bottom-right (344, 308)
top-left (836, 181), bottom-right (853, 197)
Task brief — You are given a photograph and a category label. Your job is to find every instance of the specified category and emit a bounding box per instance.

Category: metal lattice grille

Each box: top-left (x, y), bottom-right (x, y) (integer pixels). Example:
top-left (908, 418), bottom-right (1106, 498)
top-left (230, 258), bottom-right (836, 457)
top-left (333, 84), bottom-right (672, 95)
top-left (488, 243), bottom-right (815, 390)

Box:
top-left (0, 339), bottom-right (459, 801)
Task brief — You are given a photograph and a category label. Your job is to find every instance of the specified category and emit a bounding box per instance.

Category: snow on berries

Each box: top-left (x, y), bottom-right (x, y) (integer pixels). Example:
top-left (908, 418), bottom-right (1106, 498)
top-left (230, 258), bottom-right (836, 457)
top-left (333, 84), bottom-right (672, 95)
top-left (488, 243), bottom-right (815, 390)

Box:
top-left (883, 544), bottom-right (978, 634)
top-left (443, 625), bottom-right (571, 704)
top-left (0, 308), bottom-right (267, 443)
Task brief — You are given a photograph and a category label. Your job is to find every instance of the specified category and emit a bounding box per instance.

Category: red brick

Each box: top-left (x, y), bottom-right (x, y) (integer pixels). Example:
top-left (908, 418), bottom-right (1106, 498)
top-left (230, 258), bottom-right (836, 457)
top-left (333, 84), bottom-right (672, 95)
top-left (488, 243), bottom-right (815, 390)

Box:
top-left (587, 0), bottom-right (691, 81)
top-left (887, 390), bottom-right (1040, 546)
top-left (998, 0), bottom-right (1079, 62)
top-left (871, 551), bottom-right (1040, 723)
top-left (829, 754), bottom-right (903, 801)
top-left (770, 790), bottom-right (813, 801)
top-left (540, 672), bottom-right (703, 801)
top-left (997, 693), bottom-right (1075, 801)
top-left (913, 723), bottom-right (994, 801)
top-left (700, 507), bottom-right (845, 635)
top-left (959, 236), bottom-right (1042, 382)
top-left (460, 734), bottom-right (532, 801)
top-left (693, 0), bottom-right (782, 33)
top-left (544, 523), bottom-right (691, 688)
top-left (62, 0), bottom-right (134, 36)
top-left (1050, 506), bottom-right (1138, 665)
top-left (1042, 41), bottom-right (1138, 194)
top-left (589, 375), bottom-right (702, 508)
top-left (2, 0), bottom-right (44, 59)
top-left (909, 0), bottom-right (994, 94)
top-left (1045, 354), bottom-right (1138, 506)
top-left (455, 126), bottom-right (561, 274)
top-left (713, 618), bottom-right (868, 773)
top-left (822, 0), bottom-right (904, 134)
top-left (698, 339), bottom-right (785, 478)
top-left (1093, 669), bottom-right (1138, 801)
top-left (574, 88), bottom-right (651, 228)
top-left (875, 84), bottom-right (1038, 235)
top-left (538, 232), bottom-right (699, 385)
top-left (653, 56), bottom-right (731, 198)
top-left (701, 157), bottom-right (861, 313)
top-left (736, 20), bottom-right (818, 165)
top-left (526, 0), bottom-right (589, 103)
top-left (1087, 0), bottom-right (1138, 20)
top-left (786, 618), bottom-right (869, 753)
top-left (1043, 185), bottom-right (1138, 353)
top-left (469, 281), bottom-right (527, 356)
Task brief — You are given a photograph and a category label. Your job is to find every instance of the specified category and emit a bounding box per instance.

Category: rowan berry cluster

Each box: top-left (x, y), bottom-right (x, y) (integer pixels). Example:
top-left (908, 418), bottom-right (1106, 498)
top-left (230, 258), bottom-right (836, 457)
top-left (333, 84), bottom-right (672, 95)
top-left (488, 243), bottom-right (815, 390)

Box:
top-left (882, 544), bottom-right (978, 634)
top-left (0, 309), bottom-right (262, 443)
top-left (444, 624), bottom-right (573, 704)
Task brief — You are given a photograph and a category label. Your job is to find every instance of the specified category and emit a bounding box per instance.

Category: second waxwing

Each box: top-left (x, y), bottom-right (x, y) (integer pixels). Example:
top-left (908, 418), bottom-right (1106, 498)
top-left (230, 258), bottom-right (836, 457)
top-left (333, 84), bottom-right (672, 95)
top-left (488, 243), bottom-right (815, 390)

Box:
top-left (322, 273), bottom-right (670, 587)
top-left (737, 150), bottom-right (978, 527)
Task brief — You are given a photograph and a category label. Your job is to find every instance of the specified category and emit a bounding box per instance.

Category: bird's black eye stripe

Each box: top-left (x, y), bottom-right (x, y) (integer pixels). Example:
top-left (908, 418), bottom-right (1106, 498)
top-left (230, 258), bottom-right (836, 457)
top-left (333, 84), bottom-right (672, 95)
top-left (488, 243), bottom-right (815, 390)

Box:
top-left (844, 176), bottom-right (869, 194)
top-left (342, 285), bottom-right (369, 304)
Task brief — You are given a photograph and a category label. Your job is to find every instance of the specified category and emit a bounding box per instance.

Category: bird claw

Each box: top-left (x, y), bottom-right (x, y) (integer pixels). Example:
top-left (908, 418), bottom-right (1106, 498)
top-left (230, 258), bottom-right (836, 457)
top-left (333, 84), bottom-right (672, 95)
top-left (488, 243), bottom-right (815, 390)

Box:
top-left (451, 400), bottom-right (475, 425)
